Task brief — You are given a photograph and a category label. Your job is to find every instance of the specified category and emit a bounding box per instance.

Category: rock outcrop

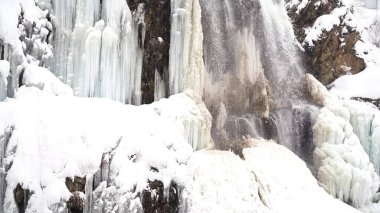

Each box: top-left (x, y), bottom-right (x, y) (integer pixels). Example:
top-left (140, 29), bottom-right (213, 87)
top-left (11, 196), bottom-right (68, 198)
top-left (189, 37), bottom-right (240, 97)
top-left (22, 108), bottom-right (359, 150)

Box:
top-left (286, 0), bottom-right (365, 85)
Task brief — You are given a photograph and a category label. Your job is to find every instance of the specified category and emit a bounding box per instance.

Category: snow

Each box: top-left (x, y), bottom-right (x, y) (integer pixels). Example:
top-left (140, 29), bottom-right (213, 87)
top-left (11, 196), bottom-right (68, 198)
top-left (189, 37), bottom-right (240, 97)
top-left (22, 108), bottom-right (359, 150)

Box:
top-left (0, 81), bottom-right (365, 213)
top-left (330, 66), bottom-right (380, 99)
top-left (22, 64), bottom-right (73, 96)
top-left (0, 86), bottom-right (211, 212)
top-left (188, 139), bottom-right (360, 213)
top-left (304, 14), bottom-right (341, 46)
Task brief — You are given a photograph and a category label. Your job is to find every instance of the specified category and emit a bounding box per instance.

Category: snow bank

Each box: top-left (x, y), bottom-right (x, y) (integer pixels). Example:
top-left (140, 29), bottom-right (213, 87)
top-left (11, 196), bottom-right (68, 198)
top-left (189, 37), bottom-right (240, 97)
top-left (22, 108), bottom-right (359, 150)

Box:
top-left (330, 66), bottom-right (380, 99)
top-left (0, 86), bottom-right (211, 212)
top-left (22, 64), bottom-right (73, 96)
top-left (188, 139), bottom-right (359, 213)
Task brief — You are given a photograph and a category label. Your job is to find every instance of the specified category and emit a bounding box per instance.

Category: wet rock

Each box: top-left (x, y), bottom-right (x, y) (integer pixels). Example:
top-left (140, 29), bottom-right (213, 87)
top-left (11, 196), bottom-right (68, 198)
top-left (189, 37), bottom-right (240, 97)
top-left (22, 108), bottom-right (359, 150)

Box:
top-left (305, 24), bottom-right (365, 85)
top-left (142, 180), bottom-right (179, 213)
top-left (127, 0), bottom-right (171, 104)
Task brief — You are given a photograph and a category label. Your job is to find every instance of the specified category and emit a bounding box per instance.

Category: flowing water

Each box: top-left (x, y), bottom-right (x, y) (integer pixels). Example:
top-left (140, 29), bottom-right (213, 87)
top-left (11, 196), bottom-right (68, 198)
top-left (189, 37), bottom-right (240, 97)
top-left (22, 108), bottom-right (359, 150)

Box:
top-left (200, 0), bottom-right (317, 161)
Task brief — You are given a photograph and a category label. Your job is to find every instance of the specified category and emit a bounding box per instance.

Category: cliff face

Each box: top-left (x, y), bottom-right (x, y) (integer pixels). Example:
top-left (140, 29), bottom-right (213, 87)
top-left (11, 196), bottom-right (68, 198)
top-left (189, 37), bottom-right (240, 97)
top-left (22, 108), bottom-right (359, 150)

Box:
top-left (286, 0), bottom-right (365, 85)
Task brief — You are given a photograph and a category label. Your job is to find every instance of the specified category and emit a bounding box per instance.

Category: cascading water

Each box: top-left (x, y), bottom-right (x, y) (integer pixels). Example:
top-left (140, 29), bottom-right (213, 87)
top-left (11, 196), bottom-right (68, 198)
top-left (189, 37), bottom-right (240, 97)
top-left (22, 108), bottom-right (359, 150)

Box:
top-left (200, 0), bottom-right (318, 161)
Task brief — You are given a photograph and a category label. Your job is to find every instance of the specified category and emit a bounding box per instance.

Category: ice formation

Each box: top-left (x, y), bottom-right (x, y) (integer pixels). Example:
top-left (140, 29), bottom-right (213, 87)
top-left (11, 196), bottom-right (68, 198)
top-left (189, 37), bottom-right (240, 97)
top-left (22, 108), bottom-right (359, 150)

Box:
top-left (0, 60), bottom-right (10, 101)
top-left (169, 0), bottom-right (205, 96)
top-left (52, 0), bottom-right (143, 104)
top-left (308, 76), bottom-right (380, 208)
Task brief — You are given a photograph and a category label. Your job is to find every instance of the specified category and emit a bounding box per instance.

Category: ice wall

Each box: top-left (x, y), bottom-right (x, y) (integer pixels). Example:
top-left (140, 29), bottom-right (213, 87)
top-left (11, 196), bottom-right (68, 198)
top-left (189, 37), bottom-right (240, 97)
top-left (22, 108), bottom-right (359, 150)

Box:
top-left (52, 0), bottom-right (143, 104)
top-left (306, 75), bottom-right (380, 208)
top-left (169, 0), bottom-right (205, 96)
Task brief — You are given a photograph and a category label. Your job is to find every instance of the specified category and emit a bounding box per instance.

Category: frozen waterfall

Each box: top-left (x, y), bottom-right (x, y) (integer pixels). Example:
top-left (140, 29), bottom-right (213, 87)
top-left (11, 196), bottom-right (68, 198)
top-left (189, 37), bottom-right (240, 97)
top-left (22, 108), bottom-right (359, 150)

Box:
top-left (52, 0), bottom-right (143, 104)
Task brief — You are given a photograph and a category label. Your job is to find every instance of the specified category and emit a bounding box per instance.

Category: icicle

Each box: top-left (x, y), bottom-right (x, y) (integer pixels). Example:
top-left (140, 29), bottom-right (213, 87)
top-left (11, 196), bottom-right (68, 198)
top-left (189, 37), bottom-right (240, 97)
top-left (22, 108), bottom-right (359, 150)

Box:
top-left (83, 175), bottom-right (94, 213)
top-left (154, 69), bottom-right (166, 101)
top-left (52, 0), bottom-right (77, 82)
top-left (51, 0), bottom-right (143, 104)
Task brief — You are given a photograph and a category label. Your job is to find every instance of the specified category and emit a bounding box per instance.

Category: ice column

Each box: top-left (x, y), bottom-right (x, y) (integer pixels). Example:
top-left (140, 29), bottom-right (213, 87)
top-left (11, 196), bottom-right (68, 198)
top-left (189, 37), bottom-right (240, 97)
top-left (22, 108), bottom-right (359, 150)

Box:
top-left (52, 0), bottom-right (77, 82)
top-left (169, 0), bottom-right (204, 96)
top-left (83, 175), bottom-right (94, 213)
top-left (0, 60), bottom-right (10, 101)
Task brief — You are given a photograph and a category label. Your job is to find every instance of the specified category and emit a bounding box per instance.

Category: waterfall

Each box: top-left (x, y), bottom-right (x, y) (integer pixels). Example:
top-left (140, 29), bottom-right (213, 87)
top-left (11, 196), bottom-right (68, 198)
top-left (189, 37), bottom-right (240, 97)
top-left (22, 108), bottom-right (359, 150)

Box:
top-left (199, 0), bottom-right (314, 157)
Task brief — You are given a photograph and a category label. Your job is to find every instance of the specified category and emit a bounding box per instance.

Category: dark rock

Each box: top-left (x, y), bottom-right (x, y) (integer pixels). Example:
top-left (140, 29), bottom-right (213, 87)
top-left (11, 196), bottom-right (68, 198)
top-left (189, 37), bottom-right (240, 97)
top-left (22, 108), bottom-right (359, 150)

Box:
top-left (141, 180), bottom-right (179, 213)
top-left (66, 192), bottom-right (84, 213)
top-left (305, 24), bottom-right (365, 85)
top-left (13, 184), bottom-right (30, 213)
top-left (65, 176), bottom-right (86, 193)
top-left (127, 0), bottom-right (171, 104)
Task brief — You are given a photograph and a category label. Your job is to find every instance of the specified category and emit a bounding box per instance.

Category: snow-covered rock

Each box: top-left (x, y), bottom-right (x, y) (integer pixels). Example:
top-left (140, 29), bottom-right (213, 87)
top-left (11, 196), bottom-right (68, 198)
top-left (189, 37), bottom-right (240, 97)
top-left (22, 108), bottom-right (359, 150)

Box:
top-left (0, 86), bottom-right (211, 212)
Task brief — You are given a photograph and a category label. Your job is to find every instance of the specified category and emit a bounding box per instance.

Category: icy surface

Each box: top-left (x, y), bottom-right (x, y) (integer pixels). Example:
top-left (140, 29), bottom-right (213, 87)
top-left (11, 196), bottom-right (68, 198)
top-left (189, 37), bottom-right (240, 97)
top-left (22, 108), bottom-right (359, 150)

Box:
top-left (312, 94), bottom-right (380, 208)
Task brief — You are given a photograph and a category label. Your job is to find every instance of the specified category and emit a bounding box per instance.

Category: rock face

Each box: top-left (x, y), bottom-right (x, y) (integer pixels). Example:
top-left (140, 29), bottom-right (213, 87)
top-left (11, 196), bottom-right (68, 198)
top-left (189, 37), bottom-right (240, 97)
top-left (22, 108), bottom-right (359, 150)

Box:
top-left (286, 0), bottom-right (365, 85)
top-left (128, 0), bottom-right (171, 104)
top-left (142, 180), bottom-right (179, 213)
top-left (65, 177), bottom-right (86, 213)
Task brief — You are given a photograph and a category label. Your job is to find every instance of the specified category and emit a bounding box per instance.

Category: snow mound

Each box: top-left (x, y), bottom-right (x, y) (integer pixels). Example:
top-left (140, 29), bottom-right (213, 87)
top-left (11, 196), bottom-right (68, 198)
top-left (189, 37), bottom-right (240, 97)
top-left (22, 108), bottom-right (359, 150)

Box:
top-left (0, 87), bottom-right (210, 212)
top-left (188, 139), bottom-right (359, 213)
top-left (22, 64), bottom-right (73, 96)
